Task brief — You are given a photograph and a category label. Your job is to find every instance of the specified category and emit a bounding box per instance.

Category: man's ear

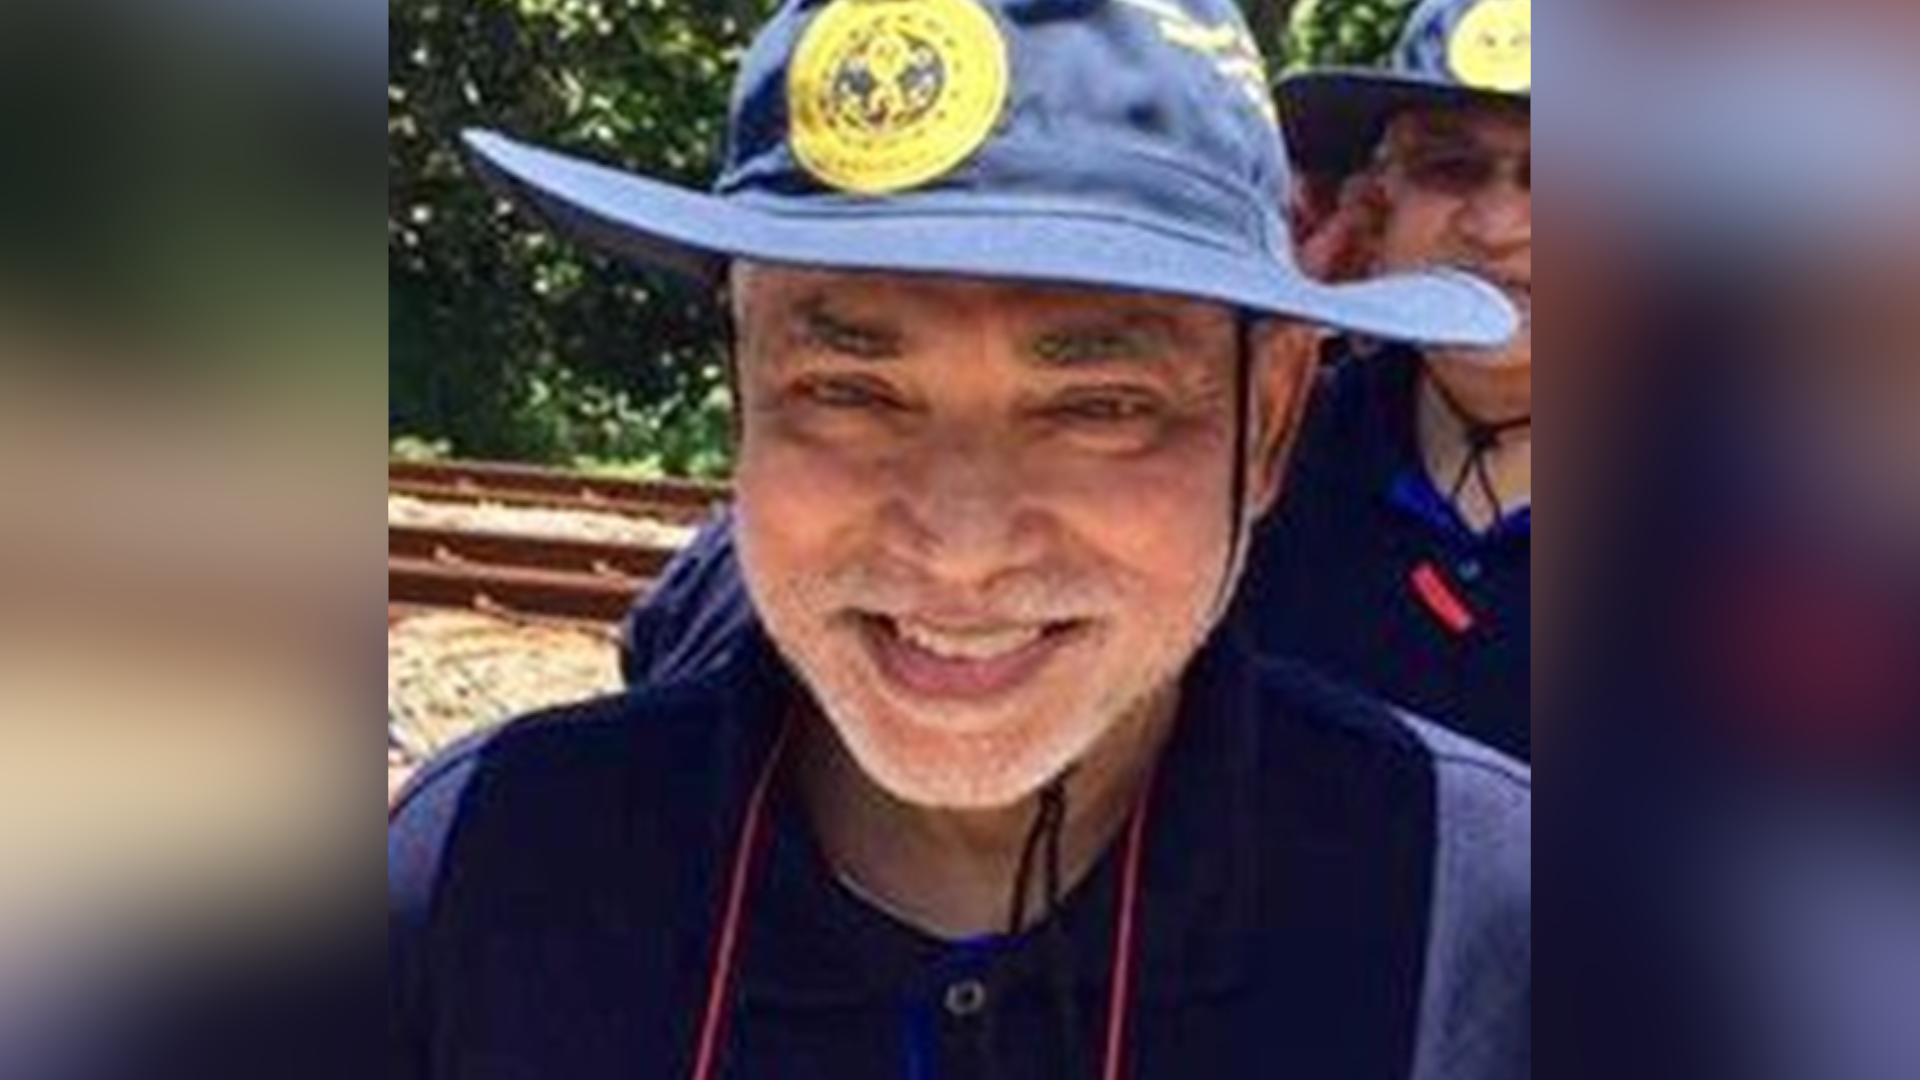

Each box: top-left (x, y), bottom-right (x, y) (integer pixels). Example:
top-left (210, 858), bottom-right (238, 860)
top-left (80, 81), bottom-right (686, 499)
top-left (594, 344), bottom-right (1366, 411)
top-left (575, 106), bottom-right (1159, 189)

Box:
top-left (1247, 321), bottom-right (1323, 519)
top-left (1299, 174), bottom-right (1388, 283)
top-left (721, 261), bottom-right (763, 451)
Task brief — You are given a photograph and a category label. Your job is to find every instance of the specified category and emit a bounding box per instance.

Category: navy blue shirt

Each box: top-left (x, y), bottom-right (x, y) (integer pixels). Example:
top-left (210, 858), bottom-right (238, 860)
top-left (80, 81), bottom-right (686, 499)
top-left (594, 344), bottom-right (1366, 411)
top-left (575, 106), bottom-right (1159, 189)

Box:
top-left (619, 504), bottom-right (754, 689)
top-left (1233, 345), bottom-right (1531, 760)
top-left (620, 346), bottom-right (1530, 760)
top-left (390, 631), bottom-right (1530, 1080)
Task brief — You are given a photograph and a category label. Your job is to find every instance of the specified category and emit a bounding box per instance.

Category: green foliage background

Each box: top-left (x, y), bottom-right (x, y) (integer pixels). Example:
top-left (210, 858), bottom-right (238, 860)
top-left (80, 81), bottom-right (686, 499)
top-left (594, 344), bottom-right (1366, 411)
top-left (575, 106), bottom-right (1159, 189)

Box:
top-left (1283, 0), bottom-right (1422, 72)
top-left (387, 0), bottom-right (1413, 479)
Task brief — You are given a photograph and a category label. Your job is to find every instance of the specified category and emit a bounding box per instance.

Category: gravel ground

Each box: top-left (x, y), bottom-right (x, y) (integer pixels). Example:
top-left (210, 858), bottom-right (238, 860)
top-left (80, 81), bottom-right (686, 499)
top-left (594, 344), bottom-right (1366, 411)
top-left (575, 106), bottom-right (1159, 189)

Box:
top-left (387, 612), bottom-right (624, 759)
top-left (388, 494), bottom-right (700, 548)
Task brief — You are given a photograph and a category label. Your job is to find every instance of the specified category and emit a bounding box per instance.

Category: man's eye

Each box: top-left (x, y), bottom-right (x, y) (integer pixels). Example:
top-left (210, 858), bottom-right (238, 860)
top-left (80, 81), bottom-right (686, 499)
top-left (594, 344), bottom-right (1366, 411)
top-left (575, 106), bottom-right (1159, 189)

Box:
top-left (1050, 394), bottom-right (1162, 425)
top-left (797, 378), bottom-right (903, 412)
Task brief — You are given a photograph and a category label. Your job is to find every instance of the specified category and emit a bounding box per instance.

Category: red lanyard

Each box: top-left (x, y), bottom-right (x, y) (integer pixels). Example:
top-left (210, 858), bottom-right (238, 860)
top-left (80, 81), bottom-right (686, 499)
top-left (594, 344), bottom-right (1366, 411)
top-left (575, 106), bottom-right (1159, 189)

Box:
top-left (689, 726), bottom-right (1157, 1080)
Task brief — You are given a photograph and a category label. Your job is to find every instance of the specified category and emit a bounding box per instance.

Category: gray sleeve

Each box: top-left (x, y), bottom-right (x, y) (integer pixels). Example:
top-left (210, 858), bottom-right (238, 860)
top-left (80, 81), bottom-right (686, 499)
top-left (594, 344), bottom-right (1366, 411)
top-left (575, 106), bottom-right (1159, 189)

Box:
top-left (388, 750), bottom-right (484, 1080)
top-left (1407, 721), bottom-right (1533, 1080)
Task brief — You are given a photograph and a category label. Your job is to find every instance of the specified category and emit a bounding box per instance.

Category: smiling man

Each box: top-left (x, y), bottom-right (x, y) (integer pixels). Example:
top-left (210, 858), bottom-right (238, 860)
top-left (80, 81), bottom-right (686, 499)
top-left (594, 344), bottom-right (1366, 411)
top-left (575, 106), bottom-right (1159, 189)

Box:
top-left (390, 1), bottom-right (1529, 1077)
top-left (620, 0), bottom-right (1537, 761)
top-left (1246, 0), bottom-right (1534, 758)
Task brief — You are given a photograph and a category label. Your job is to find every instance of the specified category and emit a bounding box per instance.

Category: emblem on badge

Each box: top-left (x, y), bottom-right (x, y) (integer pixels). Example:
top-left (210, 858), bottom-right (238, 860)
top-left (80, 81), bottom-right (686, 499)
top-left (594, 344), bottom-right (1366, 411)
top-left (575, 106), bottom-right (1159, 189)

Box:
top-left (790, 0), bottom-right (1010, 195)
top-left (1447, 0), bottom-right (1530, 95)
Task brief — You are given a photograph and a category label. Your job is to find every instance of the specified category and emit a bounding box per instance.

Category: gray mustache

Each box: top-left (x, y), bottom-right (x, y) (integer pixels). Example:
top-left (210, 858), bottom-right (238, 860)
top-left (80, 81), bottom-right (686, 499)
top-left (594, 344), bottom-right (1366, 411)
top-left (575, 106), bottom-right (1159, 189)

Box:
top-left (790, 562), bottom-right (1117, 624)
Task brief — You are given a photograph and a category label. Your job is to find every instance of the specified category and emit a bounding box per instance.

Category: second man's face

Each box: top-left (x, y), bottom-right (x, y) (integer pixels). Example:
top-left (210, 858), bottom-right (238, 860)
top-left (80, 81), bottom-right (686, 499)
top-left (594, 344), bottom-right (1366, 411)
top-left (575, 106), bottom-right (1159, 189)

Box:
top-left (1371, 107), bottom-right (1533, 371)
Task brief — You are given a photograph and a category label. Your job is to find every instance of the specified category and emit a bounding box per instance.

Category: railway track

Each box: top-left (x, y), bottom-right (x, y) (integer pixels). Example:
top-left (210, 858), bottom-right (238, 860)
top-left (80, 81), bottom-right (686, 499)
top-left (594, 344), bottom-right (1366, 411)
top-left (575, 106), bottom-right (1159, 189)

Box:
top-left (388, 459), bottom-right (724, 626)
top-left (389, 459), bottom-right (726, 523)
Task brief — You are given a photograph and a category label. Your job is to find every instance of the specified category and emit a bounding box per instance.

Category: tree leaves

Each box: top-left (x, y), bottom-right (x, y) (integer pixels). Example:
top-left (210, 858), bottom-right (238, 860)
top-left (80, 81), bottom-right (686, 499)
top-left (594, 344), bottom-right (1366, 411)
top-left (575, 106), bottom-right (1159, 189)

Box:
top-left (389, 0), bottom-right (774, 475)
top-left (1282, 0), bottom-right (1419, 72)
top-left (386, 0), bottom-right (1403, 475)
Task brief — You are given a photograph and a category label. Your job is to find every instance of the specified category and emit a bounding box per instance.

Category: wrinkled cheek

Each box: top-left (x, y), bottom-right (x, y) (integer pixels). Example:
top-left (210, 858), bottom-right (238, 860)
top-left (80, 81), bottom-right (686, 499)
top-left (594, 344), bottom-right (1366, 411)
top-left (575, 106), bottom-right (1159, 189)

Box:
top-left (734, 455), bottom-right (840, 642)
top-left (1065, 458), bottom-right (1239, 626)
top-left (735, 434), bottom-right (878, 581)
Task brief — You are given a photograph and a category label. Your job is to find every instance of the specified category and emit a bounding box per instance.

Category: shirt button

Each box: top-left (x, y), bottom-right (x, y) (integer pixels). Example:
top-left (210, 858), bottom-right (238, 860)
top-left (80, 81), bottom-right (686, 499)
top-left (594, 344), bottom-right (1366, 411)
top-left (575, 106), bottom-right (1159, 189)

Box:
top-left (1457, 559), bottom-right (1485, 583)
top-left (944, 979), bottom-right (991, 1020)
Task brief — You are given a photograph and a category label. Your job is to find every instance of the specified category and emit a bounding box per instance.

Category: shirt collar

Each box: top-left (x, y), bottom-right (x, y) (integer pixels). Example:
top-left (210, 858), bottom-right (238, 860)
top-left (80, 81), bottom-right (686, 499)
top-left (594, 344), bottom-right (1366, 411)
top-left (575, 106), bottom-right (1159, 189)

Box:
top-left (1388, 468), bottom-right (1532, 548)
top-left (1350, 345), bottom-right (1531, 549)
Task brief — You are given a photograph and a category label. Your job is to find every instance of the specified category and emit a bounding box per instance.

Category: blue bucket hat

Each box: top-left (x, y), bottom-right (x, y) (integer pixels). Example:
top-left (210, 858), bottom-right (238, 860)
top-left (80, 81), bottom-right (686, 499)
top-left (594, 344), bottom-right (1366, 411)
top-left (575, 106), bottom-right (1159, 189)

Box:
top-left (465, 0), bottom-right (1516, 347)
top-left (1279, 0), bottom-right (1532, 177)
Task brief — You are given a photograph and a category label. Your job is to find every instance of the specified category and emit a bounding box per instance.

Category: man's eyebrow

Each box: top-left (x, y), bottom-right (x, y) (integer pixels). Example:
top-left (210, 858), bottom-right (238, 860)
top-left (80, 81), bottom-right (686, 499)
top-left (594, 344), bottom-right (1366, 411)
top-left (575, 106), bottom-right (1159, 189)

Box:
top-left (1394, 115), bottom-right (1525, 154)
top-left (1030, 313), bottom-right (1187, 369)
top-left (1393, 126), bottom-right (1478, 154)
top-left (788, 296), bottom-right (904, 361)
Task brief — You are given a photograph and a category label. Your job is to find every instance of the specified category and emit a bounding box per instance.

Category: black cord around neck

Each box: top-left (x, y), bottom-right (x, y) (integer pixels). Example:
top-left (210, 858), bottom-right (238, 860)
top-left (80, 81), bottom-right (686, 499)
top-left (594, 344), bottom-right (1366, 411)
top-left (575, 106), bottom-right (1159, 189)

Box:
top-left (1001, 777), bottom-right (1087, 1078)
top-left (1424, 367), bottom-right (1531, 522)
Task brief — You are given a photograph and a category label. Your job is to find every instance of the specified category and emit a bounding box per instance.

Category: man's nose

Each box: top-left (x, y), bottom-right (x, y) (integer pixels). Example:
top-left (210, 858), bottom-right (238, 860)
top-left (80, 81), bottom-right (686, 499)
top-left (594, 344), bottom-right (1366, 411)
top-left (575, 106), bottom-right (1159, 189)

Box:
top-left (881, 425), bottom-right (1046, 588)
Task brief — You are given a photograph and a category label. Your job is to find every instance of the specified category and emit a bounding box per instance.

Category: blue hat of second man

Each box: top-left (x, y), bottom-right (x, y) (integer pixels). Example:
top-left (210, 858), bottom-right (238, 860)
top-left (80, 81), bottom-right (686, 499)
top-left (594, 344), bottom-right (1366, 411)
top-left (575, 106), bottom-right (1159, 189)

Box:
top-left (1279, 0), bottom-right (1532, 177)
top-left (465, 0), bottom-right (1516, 348)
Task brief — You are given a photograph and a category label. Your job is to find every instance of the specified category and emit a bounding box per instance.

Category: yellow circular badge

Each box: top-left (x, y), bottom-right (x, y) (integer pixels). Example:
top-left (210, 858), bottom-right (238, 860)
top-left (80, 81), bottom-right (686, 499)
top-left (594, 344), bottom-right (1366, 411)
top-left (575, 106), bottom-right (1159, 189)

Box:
top-left (1448, 0), bottom-right (1531, 95)
top-left (788, 0), bottom-right (1010, 196)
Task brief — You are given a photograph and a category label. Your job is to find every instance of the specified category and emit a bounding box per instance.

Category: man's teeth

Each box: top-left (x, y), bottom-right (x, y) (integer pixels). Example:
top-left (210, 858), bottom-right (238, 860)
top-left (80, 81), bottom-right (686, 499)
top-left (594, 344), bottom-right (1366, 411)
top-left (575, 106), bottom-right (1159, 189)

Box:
top-left (892, 619), bottom-right (1046, 662)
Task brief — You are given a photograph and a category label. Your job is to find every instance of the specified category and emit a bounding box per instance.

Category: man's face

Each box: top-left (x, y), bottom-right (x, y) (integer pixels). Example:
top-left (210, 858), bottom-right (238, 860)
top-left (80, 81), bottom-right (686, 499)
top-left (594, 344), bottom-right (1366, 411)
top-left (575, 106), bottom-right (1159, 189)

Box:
top-left (1371, 107), bottom-right (1533, 370)
top-left (730, 267), bottom-right (1311, 810)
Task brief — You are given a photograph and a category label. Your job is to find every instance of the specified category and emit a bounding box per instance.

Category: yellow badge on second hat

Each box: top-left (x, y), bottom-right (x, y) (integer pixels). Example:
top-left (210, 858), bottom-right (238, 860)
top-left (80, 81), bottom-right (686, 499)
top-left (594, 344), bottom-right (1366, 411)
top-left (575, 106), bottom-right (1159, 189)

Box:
top-left (1448, 0), bottom-right (1531, 95)
top-left (789, 0), bottom-right (1010, 196)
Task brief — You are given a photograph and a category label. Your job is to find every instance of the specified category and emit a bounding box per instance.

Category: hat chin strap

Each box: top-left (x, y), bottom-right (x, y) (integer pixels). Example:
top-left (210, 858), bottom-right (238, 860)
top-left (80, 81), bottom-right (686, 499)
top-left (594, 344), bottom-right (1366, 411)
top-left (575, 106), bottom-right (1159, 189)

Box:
top-left (1214, 315), bottom-right (1258, 623)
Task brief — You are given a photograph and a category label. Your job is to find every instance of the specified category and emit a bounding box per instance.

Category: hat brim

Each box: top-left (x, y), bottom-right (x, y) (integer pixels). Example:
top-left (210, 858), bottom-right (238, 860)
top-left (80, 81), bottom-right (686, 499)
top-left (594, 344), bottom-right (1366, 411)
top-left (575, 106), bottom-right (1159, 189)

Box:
top-left (464, 129), bottom-right (1517, 349)
top-left (1278, 70), bottom-right (1530, 178)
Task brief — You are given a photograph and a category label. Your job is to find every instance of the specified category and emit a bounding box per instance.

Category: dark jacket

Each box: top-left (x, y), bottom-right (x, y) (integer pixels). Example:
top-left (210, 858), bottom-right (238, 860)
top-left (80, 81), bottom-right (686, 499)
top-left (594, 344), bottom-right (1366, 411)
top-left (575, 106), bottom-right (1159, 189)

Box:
top-left (390, 630), bottom-right (1529, 1080)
